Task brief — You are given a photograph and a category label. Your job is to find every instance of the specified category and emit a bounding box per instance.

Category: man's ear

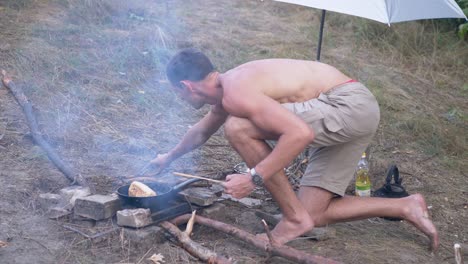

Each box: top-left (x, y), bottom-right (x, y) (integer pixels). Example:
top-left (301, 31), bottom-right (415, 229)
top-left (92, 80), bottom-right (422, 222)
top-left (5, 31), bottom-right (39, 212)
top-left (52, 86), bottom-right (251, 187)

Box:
top-left (180, 80), bottom-right (194, 92)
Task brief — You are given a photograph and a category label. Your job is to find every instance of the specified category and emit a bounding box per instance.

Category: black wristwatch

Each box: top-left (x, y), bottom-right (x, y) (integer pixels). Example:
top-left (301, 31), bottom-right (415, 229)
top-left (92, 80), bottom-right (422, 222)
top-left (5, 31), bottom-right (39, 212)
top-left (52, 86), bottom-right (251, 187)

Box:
top-left (249, 168), bottom-right (264, 187)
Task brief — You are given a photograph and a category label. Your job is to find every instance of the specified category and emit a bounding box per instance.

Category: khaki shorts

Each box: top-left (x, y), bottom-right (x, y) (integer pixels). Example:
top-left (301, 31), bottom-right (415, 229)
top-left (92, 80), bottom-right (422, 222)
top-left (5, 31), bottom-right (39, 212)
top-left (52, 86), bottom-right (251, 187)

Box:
top-left (282, 82), bottom-right (380, 196)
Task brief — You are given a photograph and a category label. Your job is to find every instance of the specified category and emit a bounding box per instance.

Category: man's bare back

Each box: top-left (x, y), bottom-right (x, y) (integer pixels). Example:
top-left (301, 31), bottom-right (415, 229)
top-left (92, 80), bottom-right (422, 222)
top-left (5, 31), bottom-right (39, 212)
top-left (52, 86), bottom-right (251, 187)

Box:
top-left (222, 59), bottom-right (351, 104)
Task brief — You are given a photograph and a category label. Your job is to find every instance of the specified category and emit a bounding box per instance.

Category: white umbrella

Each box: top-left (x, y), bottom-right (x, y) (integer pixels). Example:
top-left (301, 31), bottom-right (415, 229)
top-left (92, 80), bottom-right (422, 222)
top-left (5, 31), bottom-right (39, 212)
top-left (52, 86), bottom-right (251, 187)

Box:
top-left (275, 0), bottom-right (468, 60)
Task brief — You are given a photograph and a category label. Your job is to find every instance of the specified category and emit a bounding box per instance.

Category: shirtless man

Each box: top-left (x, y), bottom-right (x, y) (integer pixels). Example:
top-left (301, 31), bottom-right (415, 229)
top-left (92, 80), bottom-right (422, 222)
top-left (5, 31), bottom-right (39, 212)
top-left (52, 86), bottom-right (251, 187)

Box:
top-left (150, 48), bottom-right (439, 250)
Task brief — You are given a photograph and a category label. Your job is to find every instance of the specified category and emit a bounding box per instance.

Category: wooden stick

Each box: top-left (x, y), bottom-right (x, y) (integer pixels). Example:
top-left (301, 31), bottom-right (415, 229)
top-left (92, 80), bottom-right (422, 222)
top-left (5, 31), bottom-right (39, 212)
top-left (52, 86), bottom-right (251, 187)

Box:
top-left (172, 214), bottom-right (342, 264)
top-left (454, 243), bottom-right (463, 264)
top-left (1, 70), bottom-right (90, 188)
top-left (160, 221), bottom-right (231, 264)
top-left (262, 219), bottom-right (275, 246)
top-left (173, 172), bottom-right (224, 184)
top-left (185, 210), bottom-right (197, 236)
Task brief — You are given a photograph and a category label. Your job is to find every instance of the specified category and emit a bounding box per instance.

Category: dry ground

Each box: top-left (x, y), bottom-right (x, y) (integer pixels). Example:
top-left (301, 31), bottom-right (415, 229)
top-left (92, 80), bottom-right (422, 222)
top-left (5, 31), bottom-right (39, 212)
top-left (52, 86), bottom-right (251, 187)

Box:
top-left (0, 0), bottom-right (467, 263)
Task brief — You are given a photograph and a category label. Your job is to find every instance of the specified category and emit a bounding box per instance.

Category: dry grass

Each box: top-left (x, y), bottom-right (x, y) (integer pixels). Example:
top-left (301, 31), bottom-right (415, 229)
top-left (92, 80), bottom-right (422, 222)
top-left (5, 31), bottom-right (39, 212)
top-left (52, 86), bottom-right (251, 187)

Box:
top-left (0, 0), bottom-right (467, 263)
top-left (350, 20), bottom-right (468, 170)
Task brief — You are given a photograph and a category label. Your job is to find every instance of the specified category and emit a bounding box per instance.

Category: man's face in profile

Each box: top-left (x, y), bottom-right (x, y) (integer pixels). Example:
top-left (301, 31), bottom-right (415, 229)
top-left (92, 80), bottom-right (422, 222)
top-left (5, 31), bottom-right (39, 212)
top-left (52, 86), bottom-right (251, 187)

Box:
top-left (172, 83), bottom-right (204, 109)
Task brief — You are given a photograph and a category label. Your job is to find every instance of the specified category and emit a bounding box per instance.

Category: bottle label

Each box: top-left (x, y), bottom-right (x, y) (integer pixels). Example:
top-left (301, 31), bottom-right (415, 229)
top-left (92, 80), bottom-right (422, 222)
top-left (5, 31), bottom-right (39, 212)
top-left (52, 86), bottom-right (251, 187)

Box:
top-left (355, 188), bottom-right (371, 197)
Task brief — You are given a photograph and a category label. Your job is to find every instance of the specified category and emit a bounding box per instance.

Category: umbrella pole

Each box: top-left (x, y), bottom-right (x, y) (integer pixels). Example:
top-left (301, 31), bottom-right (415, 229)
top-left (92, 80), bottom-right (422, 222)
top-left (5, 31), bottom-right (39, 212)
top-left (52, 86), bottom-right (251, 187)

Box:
top-left (316, 9), bottom-right (326, 61)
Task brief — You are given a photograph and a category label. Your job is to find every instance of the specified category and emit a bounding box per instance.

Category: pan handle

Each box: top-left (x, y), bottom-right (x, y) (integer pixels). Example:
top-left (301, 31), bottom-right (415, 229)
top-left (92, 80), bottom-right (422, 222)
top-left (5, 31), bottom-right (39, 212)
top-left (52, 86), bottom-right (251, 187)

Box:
top-left (172, 178), bottom-right (201, 192)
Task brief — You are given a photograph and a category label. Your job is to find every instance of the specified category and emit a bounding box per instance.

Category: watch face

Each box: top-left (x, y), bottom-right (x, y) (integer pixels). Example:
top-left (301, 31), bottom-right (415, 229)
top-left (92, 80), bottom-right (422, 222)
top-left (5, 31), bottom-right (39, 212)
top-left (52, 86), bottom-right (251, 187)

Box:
top-left (252, 174), bottom-right (263, 186)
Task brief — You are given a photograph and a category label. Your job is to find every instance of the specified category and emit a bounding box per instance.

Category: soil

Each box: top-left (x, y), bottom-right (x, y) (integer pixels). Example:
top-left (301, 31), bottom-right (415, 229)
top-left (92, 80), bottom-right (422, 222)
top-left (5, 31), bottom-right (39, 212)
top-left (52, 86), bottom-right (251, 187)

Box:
top-left (0, 0), bottom-right (466, 263)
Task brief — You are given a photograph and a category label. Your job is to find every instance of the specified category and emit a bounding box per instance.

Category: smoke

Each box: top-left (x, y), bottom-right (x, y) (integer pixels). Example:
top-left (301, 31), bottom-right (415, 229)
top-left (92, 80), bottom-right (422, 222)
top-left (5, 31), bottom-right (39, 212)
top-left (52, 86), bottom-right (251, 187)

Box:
top-left (1, 0), bottom-right (200, 180)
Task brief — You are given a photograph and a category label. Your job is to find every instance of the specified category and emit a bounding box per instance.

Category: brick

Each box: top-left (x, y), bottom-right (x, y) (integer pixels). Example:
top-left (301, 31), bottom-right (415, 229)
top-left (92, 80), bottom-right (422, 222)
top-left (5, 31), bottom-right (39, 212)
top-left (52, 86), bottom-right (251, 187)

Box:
top-left (178, 187), bottom-right (219, 206)
top-left (208, 185), bottom-right (224, 197)
top-left (201, 203), bottom-right (226, 217)
top-left (222, 194), bottom-right (262, 207)
top-left (59, 186), bottom-right (91, 210)
top-left (121, 225), bottom-right (165, 245)
top-left (38, 193), bottom-right (61, 210)
top-left (74, 195), bottom-right (121, 220)
top-left (47, 207), bottom-right (72, 219)
top-left (117, 209), bottom-right (152, 228)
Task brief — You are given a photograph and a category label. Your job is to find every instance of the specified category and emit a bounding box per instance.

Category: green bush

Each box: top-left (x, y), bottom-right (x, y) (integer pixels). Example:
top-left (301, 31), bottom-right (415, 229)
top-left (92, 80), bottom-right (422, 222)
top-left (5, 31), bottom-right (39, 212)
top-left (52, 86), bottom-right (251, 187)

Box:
top-left (455, 0), bottom-right (468, 39)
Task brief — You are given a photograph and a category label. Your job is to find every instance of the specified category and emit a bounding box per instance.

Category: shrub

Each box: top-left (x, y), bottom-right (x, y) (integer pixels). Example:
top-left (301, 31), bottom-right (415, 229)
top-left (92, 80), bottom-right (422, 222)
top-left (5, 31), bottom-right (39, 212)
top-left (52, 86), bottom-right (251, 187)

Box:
top-left (455, 0), bottom-right (468, 39)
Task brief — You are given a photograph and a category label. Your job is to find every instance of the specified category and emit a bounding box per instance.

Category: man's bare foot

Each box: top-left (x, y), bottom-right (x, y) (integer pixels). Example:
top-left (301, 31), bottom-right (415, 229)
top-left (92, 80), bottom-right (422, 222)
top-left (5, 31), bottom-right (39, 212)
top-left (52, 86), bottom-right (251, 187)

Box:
top-left (402, 194), bottom-right (439, 251)
top-left (256, 233), bottom-right (280, 247)
top-left (257, 214), bottom-right (314, 245)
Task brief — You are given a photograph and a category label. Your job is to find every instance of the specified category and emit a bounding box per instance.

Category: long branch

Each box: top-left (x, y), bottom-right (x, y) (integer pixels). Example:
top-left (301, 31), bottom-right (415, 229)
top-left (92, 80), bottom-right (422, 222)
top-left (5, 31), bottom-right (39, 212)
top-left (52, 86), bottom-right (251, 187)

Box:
top-left (1, 70), bottom-right (89, 187)
top-left (160, 221), bottom-right (231, 264)
top-left (172, 214), bottom-right (341, 264)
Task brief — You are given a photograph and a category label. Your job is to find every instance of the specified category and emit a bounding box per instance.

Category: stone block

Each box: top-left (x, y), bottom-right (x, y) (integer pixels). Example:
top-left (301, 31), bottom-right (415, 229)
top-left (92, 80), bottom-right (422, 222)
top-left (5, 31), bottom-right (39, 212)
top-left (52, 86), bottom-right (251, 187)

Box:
top-left (38, 193), bottom-right (61, 210)
top-left (208, 185), bottom-right (224, 196)
top-left (201, 203), bottom-right (226, 217)
top-left (74, 194), bottom-right (121, 220)
top-left (222, 194), bottom-right (262, 207)
top-left (117, 209), bottom-right (152, 228)
top-left (121, 225), bottom-right (165, 245)
top-left (178, 187), bottom-right (220, 206)
top-left (59, 186), bottom-right (91, 209)
top-left (47, 207), bottom-right (72, 219)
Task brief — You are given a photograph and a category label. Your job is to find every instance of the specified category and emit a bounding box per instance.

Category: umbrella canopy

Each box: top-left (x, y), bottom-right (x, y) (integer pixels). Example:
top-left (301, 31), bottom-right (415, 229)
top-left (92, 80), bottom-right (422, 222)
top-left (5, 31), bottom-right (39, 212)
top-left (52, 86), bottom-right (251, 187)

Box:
top-left (275, 0), bottom-right (468, 60)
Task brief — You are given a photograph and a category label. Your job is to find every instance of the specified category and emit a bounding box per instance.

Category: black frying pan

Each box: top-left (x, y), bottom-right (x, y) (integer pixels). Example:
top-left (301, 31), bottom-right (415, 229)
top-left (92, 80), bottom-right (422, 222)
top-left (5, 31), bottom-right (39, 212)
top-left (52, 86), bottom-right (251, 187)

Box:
top-left (117, 178), bottom-right (200, 212)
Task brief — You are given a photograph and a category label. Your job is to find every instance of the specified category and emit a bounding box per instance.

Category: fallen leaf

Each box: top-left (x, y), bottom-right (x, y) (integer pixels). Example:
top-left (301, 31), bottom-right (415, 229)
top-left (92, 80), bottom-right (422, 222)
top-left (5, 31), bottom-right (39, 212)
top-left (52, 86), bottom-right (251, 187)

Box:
top-left (148, 253), bottom-right (165, 264)
top-left (0, 241), bottom-right (8, 248)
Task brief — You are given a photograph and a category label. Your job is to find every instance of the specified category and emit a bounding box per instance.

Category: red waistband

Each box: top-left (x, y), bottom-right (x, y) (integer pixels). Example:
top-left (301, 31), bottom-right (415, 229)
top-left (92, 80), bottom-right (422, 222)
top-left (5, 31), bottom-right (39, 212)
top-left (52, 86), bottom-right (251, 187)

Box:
top-left (341, 79), bottom-right (358, 85)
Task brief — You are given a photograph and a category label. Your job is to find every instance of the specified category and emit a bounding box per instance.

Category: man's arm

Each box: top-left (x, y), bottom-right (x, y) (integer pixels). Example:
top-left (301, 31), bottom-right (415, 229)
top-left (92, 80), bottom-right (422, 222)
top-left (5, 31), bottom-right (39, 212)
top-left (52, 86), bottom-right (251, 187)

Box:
top-left (151, 104), bottom-right (228, 170)
top-left (168, 103), bottom-right (228, 160)
top-left (223, 90), bottom-right (314, 182)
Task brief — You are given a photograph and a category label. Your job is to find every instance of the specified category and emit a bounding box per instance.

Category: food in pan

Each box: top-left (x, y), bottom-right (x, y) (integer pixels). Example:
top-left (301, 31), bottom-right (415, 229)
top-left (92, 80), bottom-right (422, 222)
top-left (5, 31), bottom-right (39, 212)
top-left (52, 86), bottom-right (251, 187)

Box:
top-left (128, 181), bottom-right (157, 197)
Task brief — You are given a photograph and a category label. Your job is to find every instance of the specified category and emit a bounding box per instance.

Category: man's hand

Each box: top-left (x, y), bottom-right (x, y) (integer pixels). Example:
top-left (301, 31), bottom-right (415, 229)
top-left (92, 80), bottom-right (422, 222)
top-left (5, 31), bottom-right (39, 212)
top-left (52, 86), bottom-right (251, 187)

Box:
top-left (222, 173), bottom-right (255, 199)
top-left (149, 153), bottom-right (173, 174)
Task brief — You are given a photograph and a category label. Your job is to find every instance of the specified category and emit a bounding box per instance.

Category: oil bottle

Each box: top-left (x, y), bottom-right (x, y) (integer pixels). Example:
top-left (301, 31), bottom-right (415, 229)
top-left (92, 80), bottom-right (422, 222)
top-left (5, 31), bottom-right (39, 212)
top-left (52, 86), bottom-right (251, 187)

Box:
top-left (355, 152), bottom-right (371, 197)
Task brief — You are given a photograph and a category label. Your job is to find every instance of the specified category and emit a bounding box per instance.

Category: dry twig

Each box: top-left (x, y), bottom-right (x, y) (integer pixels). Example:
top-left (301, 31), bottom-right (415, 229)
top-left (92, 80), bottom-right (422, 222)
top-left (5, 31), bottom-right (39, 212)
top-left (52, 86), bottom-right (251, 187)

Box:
top-left (0, 240), bottom-right (8, 248)
top-left (172, 214), bottom-right (341, 264)
top-left (160, 218), bottom-right (231, 264)
top-left (261, 219), bottom-right (275, 246)
top-left (1, 70), bottom-right (90, 188)
top-left (185, 210), bottom-right (197, 236)
top-left (454, 243), bottom-right (463, 264)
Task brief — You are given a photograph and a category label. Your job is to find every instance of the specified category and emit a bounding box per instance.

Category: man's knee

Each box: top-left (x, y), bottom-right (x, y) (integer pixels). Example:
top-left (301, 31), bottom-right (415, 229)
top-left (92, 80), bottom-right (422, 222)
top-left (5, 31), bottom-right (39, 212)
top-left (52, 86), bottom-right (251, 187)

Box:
top-left (224, 117), bottom-right (250, 142)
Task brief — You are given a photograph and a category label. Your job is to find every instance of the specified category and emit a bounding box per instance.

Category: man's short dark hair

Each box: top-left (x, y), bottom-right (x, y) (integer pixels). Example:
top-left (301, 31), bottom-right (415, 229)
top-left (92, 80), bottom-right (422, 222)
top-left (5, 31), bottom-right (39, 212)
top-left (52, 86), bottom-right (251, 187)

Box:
top-left (166, 48), bottom-right (214, 88)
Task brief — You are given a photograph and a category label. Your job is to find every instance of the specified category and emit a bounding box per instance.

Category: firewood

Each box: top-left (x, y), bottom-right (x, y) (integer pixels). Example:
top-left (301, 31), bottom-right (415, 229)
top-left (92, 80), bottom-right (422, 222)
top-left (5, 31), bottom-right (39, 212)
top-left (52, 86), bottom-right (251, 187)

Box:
top-left (454, 243), bottom-right (463, 264)
top-left (160, 220), bottom-right (231, 264)
top-left (1, 70), bottom-right (90, 188)
top-left (172, 214), bottom-right (342, 264)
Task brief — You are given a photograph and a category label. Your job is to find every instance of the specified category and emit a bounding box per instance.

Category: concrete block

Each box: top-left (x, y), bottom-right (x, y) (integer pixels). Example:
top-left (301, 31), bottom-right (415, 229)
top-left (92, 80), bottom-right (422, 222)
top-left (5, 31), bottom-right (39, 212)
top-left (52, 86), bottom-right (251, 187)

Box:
top-left (74, 194), bottom-right (121, 220)
top-left (179, 187), bottom-right (219, 206)
top-left (59, 186), bottom-right (91, 209)
top-left (208, 185), bottom-right (224, 197)
top-left (121, 225), bottom-right (165, 245)
top-left (47, 207), bottom-right (72, 219)
top-left (201, 203), bottom-right (226, 217)
top-left (38, 193), bottom-right (61, 210)
top-left (222, 194), bottom-right (262, 207)
top-left (117, 209), bottom-right (152, 228)
top-left (71, 213), bottom-right (97, 227)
